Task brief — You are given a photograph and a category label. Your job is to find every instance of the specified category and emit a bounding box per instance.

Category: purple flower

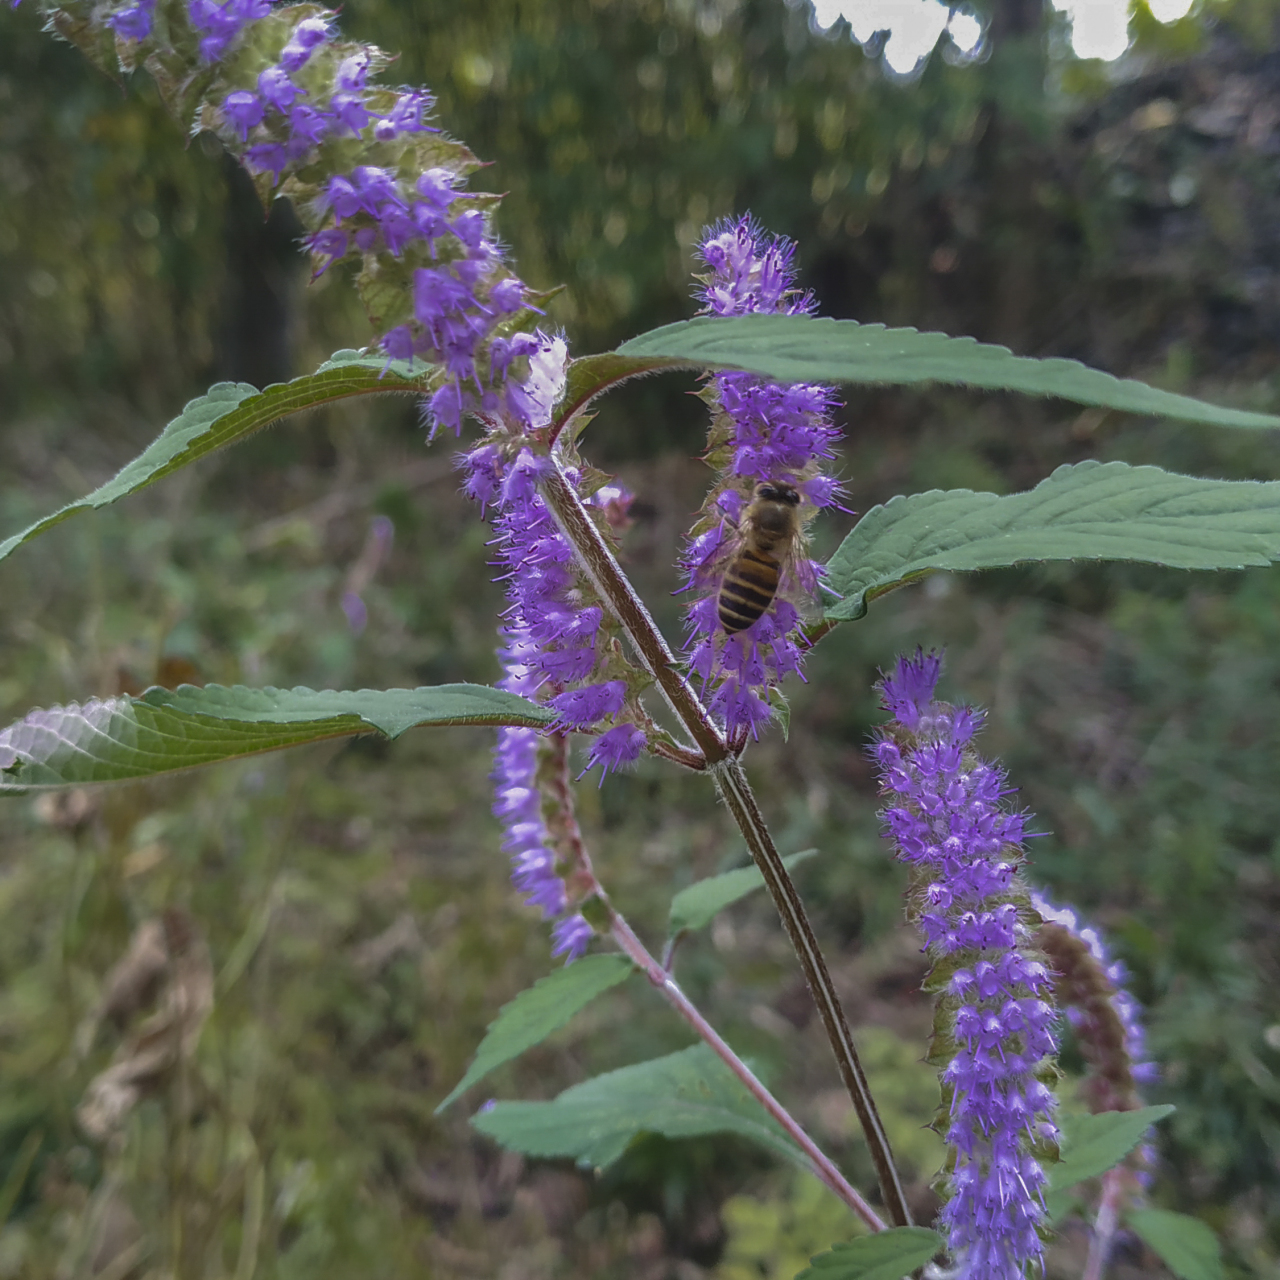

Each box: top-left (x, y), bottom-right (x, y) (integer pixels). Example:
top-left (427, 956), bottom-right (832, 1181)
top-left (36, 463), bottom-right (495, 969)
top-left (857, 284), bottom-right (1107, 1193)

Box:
top-left (187, 0), bottom-right (269, 62)
top-left (585, 724), bottom-right (646, 779)
top-left (874, 651), bottom-right (1059, 1280)
top-left (286, 103), bottom-right (330, 149)
top-left (222, 90), bottom-right (264, 142)
top-left (678, 216), bottom-right (844, 740)
top-left (551, 914), bottom-right (594, 961)
top-left (379, 324), bottom-right (415, 365)
top-left (257, 67), bottom-right (300, 113)
top-left (416, 167), bottom-right (458, 210)
top-left (413, 267), bottom-right (478, 325)
top-left (452, 336), bottom-right (646, 957)
top-left (329, 93), bottom-right (370, 136)
top-left (244, 142), bottom-right (287, 184)
top-left (492, 724), bottom-right (568, 919)
top-left (548, 681), bottom-right (627, 731)
top-left (109, 0), bottom-right (155, 41)
top-left (390, 91), bottom-right (434, 132)
top-left (336, 51), bottom-right (369, 92)
top-left (304, 228), bottom-right (348, 274)
top-left (279, 15), bottom-right (330, 71)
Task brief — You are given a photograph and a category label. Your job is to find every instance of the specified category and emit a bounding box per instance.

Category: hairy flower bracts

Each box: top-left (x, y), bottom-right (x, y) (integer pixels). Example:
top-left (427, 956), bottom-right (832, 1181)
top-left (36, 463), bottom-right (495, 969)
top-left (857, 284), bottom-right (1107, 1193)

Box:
top-left (1032, 891), bottom-right (1157, 1116)
top-left (873, 652), bottom-right (1060, 1280)
top-left (18, 0), bottom-right (541, 438)
top-left (461, 338), bottom-right (647, 959)
top-left (1032, 889), bottom-right (1158, 1206)
top-left (680, 217), bottom-right (843, 739)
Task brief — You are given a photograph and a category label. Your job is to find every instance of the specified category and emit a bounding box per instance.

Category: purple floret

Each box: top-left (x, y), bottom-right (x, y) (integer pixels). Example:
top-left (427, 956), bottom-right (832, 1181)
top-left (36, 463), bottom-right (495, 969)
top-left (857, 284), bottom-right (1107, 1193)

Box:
top-left (585, 723), bottom-right (647, 779)
top-left (109, 0), bottom-right (155, 41)
top-left (551, 914), bottom-right (594, 961)
top-left (278, 15), bottom-right (330, 71)
top-left (222, 90), bottom-right (264, 142)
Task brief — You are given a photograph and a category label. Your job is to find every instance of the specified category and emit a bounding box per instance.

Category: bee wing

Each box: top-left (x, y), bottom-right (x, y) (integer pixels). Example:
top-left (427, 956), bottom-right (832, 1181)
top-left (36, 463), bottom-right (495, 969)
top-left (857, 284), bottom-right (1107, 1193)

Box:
top-left (777, 545), bottom-right (826, 626)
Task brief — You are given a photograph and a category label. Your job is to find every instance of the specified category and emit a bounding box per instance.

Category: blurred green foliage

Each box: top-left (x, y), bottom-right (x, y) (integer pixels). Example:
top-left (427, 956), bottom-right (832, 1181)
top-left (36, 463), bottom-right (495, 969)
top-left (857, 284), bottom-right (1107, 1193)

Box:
top-left (5, 0), bottom-right (1280, 1276)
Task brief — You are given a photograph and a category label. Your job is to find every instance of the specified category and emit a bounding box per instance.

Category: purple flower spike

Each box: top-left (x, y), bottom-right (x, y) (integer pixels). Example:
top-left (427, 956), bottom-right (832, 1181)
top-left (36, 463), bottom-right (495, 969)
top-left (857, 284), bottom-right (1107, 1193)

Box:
top-left (456, 340), bottom-right (645, 957)
top-left (874, 652), bottom-right (1059, 1280)
top-left (678, 215), bottom-right (845, 740)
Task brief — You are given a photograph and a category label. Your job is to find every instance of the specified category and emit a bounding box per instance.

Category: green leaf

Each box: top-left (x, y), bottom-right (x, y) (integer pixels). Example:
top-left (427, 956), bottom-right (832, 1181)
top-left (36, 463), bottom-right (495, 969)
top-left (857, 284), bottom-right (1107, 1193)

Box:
top-left (436, 955), bottom-right (634, 1113)
top-left (668, 849), bottom-right (818, 935)
top-left (616, 315), bottom-right (1280, 429)
top-left (824, 462), bottom-right (1280, 622)
top-left (794, 1227), bottom-right (944, 1280)
top-left (1126, 1209), bottom-right (1224, 1280)
top-left (0, 350), bottom-right (433, 567)
top-left (0, 683), bottom-right (552, 790)
top-left (472, 1044), bottom-right (807, 1171)
top-left (1049, 1105), bottom-right (1175, 1193)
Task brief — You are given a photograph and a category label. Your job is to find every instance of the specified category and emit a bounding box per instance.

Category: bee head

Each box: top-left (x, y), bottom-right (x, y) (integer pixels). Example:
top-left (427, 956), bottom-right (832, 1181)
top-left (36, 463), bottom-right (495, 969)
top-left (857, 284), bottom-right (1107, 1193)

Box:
top-left (754, 481), bottom-right (800, 506)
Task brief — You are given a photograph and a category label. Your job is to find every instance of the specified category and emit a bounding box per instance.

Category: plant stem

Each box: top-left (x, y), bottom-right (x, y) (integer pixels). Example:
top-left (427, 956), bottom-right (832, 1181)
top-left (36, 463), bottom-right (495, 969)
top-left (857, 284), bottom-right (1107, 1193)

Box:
top-left (538, 456), bottom-right (911, 1228)
top-left (1083, 1167), bottom-right (1125, 1280)
top-left (540, 462), bottom-right (726, 763)
top-left (714, 757), bottom-right (913, 1229)
top-left (608, 910), bottom-right (887, 1232)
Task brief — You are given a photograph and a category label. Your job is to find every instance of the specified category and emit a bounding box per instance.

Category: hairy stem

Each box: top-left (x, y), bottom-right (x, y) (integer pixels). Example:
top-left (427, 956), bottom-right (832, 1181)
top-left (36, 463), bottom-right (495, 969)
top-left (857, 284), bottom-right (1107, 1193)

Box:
top-left (538, 456), bottom-right (911, 1227)
top-left (608, 911), bottom-right (886, 1231)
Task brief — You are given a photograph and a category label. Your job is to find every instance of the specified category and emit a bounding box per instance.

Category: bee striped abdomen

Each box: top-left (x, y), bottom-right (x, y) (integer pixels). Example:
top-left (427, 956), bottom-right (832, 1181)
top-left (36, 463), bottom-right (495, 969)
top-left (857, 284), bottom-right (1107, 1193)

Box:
top-left (718, 548), bottom-right (780, 634)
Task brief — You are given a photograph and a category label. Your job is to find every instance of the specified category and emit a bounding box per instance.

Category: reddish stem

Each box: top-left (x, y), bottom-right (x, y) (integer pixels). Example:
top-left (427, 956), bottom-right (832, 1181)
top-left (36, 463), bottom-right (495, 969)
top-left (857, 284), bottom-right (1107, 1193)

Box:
top-left (607, 910), bottom-right (886, 1231)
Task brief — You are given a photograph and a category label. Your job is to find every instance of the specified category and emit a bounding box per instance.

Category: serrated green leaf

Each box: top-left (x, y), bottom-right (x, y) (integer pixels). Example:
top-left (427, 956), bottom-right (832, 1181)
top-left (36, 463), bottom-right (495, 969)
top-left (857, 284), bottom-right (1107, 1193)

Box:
top-left (824, 462), bottom-right (1280, 622)
top-left (1126, 1209), bottom-right (1223, 1280)
top-left (436, 955), bottom-right (634, 1113)
top-left (0, 683), bottom-right (552, 790)
top-left (0, 350), bottom-right (435, 567)
top-left (471, 1044), bottom-right (807, 1171)
top-left (1049, 1105), bottom-right (1175, 1193)
top-left (794, 1227), bottom-right (944, 1280)
top-left (668, 849), bottom-right (818, 935)
top-left (616, 316), bottom-right (1280, 429)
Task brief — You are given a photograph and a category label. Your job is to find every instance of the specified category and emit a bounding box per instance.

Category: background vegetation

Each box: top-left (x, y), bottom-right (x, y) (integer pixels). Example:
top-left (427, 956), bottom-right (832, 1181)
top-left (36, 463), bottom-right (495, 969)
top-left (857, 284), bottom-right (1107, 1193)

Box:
top-left (2, 0), bottom-right (1280, 1275)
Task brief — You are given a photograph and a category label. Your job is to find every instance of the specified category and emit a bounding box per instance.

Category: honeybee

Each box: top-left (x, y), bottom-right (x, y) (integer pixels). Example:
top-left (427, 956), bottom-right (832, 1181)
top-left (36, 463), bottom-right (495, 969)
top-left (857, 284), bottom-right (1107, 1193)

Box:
top-left (716, 480), bottom-right (818, 634)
